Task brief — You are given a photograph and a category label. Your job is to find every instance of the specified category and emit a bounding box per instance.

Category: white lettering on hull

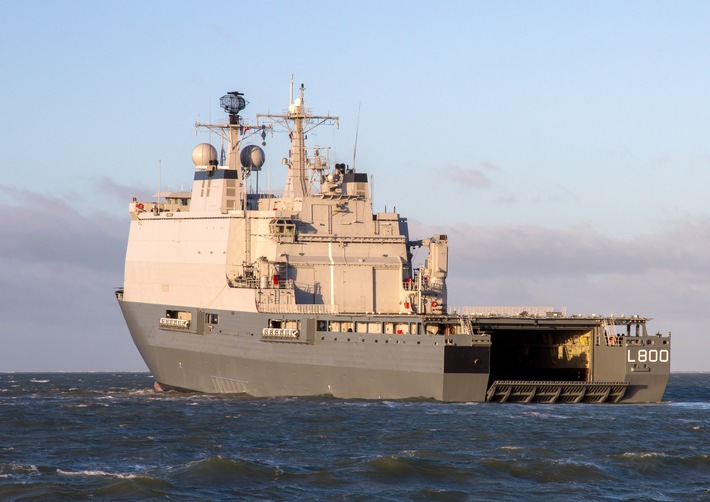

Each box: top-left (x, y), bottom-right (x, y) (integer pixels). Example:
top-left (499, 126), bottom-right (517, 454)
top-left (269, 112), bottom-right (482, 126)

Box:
top-left (627, 349), bottom-right (669, 363)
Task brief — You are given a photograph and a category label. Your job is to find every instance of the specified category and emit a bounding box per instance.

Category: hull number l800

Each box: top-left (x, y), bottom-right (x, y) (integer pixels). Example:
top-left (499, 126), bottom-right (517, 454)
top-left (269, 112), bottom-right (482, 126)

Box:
top-left (627, 349), bottom-right (669, 363)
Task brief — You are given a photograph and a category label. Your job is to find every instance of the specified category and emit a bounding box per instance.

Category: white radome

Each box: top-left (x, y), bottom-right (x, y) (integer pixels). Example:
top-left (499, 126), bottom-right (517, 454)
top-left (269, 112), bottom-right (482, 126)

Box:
top-left (192, 143), bottom-right (218, 169)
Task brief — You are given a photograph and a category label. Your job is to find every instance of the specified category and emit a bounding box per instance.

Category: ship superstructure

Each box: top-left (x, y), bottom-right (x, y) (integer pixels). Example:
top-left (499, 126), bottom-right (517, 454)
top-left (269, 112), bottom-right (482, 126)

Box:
top-left (116, 80), bottom-right (670, 403)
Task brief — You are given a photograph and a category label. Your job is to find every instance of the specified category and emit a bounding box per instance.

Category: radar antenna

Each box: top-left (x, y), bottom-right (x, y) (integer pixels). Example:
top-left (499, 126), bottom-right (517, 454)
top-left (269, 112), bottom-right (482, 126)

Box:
top-left (220, 91), bottom-right (247, 124)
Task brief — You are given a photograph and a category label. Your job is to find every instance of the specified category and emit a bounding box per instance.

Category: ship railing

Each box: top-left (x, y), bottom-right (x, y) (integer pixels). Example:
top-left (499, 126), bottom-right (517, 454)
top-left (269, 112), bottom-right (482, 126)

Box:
top-left (229, 278), bottom-right (260, 288)
top-left (601, 320), bottom-right (624, 347)
top-left (272, 278), bottom-right (295, 290)
top-left (258, 303), bottom-right (340, 314)
top-left (228, 278), bottom-right (295, 290)
top-left (157, 201), bottom-right (191, 213)
top-left (133, 199), bottom-right (191, 214)
top-left (448, 306), bottom-right (564, 317)
top-left (406, 280), bottom-right (446, 294)
top-left (298, 234), bottom-right (406, 244)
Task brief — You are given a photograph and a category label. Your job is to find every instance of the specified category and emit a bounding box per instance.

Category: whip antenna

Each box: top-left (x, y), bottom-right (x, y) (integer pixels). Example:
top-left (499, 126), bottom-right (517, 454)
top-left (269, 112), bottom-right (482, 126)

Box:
top-left (352, 102), bottom-right (361, 170)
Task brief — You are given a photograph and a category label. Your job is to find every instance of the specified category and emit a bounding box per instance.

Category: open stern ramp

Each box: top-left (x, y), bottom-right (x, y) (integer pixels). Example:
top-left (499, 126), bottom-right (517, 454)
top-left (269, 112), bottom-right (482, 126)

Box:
top-left (486, 380), bottom-right (629, 404)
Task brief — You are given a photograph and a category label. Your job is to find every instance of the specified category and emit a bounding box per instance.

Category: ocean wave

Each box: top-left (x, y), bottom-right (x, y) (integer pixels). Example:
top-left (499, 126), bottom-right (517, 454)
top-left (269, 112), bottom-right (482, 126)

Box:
top-left (1, 465), bottom-right (176, 500)
top-left (363, 454), bottom-right (475, 484)
top-left (615, 451), bottom-right (710, 475)
top-left (479, 457), bottom-right (611, 483)
top-left (167, 455), bottom-right (284, 485)
top-left (2, 373), bottom-right (708, 500)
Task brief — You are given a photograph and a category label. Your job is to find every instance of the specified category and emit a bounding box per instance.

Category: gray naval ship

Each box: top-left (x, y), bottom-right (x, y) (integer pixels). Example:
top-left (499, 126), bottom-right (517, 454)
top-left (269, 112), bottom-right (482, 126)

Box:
top-left (116, 81), bottom-right (671, 403)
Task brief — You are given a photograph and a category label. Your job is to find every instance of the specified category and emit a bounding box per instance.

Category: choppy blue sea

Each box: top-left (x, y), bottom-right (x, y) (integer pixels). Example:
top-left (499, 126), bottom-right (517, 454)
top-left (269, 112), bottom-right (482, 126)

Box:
top-left (1, 373), bottom-right (708, 501)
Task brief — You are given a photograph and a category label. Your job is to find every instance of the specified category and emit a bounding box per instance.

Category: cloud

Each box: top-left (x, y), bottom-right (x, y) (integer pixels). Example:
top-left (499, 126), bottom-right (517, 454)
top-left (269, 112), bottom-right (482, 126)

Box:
top-left (439, 163), bottom-right (494, 188)
top-left (0, 185), bottom-right (126, 271)
top-left (93, 175), bottom-right (141, 201)
top-left (496, 194), bottom-right (518, 205)
top-left (0, 185), bottom-right (144, 371)
top-left (92, 174), bottom-right (156, 203)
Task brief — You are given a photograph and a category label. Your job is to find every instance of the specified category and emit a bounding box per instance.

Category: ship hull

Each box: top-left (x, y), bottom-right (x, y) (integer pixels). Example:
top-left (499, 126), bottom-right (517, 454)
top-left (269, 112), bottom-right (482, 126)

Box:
top-left (118, 298), bottom-right (669, 403)
top-left (118, 300), bottom-right (491, 401)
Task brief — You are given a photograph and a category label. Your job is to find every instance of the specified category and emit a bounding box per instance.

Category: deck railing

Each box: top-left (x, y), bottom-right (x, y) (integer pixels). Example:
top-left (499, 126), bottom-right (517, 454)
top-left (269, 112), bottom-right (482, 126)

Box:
top-left (448, 306), bottom-right (564, 317)
top-left (258, 303), bottom-right (340, 314)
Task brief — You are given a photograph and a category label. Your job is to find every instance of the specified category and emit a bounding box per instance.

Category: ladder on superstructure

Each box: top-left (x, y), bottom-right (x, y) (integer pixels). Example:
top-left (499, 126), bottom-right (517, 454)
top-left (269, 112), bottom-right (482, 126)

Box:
top-left (459, 316), bottom-right (474, 335)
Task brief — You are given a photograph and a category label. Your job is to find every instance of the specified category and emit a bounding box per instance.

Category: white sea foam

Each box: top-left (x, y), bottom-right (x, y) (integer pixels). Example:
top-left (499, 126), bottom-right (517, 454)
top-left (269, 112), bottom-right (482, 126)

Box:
top-left (127, 389), bottom-right (153, 396)
top-left (57, 469), bottom-right (140, 479)
top-left (521, 410), bottom-right (573, 420)
top-left (621, 451), bottom-right (667, 459)
top-left (0, 464), bottom-right (38, 476)
top-left (668, 402), bottom-right (710, 410)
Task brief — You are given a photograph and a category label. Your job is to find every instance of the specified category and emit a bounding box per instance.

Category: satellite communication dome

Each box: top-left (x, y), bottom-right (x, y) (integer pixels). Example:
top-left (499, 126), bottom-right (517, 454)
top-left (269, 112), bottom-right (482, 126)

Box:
top-left (192, 143), bottom-right (218, 169)
top-left (240, 145), bottom-right (265, 170)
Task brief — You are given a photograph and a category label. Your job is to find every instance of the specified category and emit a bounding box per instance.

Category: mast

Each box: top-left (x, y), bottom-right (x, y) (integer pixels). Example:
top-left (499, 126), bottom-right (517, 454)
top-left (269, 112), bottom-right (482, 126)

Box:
top-left (258, 82), bottom-right (339, 199)
top-left (290, 84), bottom-right (308, 197)
top-left (195, 90), bottom-right (268, 212)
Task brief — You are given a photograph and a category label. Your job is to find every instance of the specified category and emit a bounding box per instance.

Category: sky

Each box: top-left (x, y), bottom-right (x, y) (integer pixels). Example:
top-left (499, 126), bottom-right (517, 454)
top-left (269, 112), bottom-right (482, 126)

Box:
top-left (1, 0), bottom-right (709, 372)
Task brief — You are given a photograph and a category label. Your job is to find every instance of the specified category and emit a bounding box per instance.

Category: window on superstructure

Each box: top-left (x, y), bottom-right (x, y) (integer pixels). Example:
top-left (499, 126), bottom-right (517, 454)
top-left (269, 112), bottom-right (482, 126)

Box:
top-left (226, 180), bottom-right (237, 197)
top-left (205, 313), bottom-right (219, 325)
top-left (396, 323), bottom-right (410, 335)
top-left (328, 321), bottom-right (354, 332)
top-left (269, 219), bottom-right (296, 236)
top-left (355, 322), bottom-right (382, 334)
top-left (386, 322), bottom-right (414, 335)
top-left (425, 323), bottom-right (446, 335)
top-left (166, 310), bottom-right (192, 322)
